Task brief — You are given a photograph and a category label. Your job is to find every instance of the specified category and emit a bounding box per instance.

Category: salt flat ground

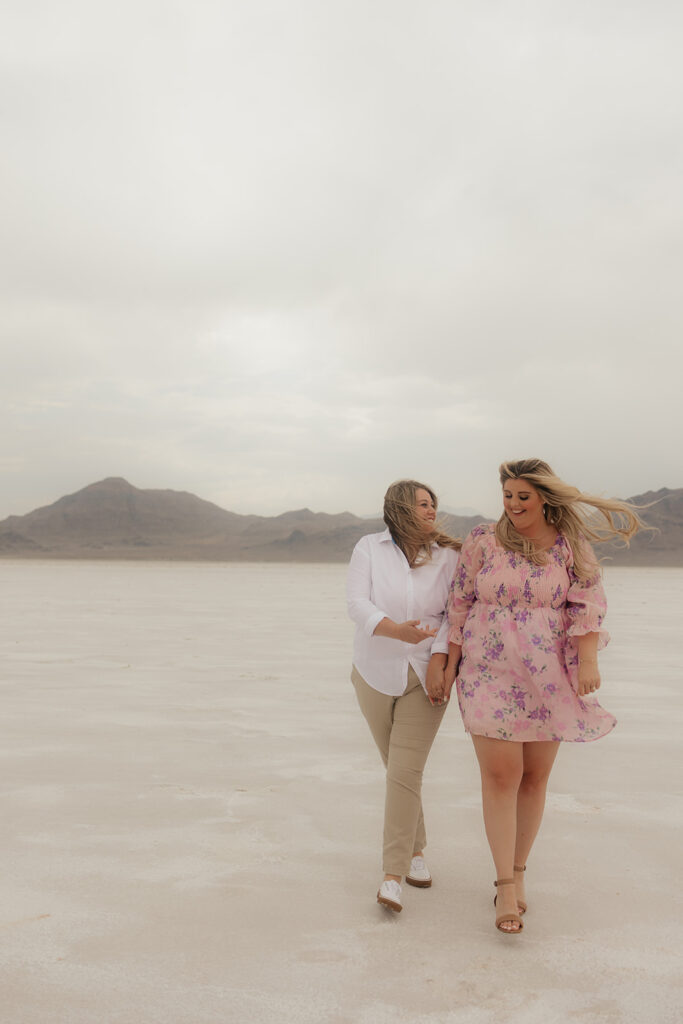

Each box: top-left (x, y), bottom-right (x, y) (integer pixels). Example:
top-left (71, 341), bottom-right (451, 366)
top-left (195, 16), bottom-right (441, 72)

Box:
top-left (0, 561), bottom-right (681, 1024)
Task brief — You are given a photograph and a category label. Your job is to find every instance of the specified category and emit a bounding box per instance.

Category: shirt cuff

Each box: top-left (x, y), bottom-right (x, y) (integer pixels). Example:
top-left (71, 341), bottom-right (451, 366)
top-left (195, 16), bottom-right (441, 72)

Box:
top-left (364, 610), bottom-right (386, 638)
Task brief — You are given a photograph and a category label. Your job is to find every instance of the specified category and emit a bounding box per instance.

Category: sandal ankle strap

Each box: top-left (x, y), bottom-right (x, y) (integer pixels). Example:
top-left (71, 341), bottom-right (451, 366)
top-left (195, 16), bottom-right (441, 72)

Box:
top-left (513, 864), bottom-right (526, 872)
top-left (494, 878), bottom-right (515, 887)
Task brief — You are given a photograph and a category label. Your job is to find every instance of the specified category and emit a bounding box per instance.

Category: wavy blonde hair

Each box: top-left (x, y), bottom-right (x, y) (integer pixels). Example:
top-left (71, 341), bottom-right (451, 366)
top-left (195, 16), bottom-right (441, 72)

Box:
top-left (495, 458), bottom-right (648, 579)
top-left (383, 479), bottom-right (461, 568)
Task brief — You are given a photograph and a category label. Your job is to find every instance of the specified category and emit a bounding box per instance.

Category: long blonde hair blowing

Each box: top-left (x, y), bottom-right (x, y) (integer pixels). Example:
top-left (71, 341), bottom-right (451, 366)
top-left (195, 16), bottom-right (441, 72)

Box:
top-left (495, 459), bottom-right (648, 579)
top-left (383, 479), bottom-right (461, 568)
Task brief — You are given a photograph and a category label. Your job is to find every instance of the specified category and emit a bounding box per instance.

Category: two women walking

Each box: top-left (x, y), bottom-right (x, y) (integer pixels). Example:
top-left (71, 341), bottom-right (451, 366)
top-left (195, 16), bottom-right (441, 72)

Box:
top-left (347, 460), bottom-right (645, 933)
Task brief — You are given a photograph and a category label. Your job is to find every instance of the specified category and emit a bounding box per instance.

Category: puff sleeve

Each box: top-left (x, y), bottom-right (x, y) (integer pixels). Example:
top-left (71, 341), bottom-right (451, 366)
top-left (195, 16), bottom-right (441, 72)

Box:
top-left (447, 525), bottom-right (488, 644)
top-left (565, 540), bottom-right (610, 650)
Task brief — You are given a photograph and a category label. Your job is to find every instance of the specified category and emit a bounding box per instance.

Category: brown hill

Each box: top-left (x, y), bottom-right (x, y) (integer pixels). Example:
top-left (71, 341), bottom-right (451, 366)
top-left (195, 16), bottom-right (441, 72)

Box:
top-left (0, 478), bottom-right (248, 554)
top-left (0, 478), bottom-right (367, 561)
top-left (0, 478), bottom-right (680, 565)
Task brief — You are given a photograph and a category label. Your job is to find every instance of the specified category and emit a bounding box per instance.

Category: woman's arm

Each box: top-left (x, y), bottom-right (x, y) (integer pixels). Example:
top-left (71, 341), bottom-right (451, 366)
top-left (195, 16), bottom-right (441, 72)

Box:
top-left (346, 537), bottom-right (437, 644)
top-left (426, 642), bottom-right (461, 704)
top-left (446, 528), bottom-right (485, 647)
top-left (373, 618), bottom-right (437, 643)
top-left (439, 530), bottom-right (486, 699)
top-left (425, 651), bottom-right (447, 704)
top-left (444, 642), bottom-right (462, 699)
top-left (576, 632), bottom-right (600, 696)
top-left (565, 540), bottom-right (609, 697)
top-left (346, 539), bottom-right (390, 637)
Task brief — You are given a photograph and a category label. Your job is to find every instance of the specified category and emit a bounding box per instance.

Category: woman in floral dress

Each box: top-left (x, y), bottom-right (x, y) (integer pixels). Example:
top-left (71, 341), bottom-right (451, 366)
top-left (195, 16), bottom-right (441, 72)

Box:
top-left (428, 459), bottom-right (646, 934)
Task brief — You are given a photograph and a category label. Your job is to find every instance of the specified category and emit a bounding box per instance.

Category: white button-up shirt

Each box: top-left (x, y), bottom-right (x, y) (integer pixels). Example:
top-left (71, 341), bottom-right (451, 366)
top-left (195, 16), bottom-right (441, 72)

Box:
top-left (346, 529), bottom-right (460, 696)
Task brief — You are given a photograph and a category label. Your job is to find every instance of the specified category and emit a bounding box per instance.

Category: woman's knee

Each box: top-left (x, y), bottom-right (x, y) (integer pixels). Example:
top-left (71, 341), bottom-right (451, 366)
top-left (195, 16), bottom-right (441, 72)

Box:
top-left (480, 761), bottom-right (523, 793)
top-left (519, 765), bottom-right (552, 794)
top-left (388, 757), bottom-right (430, 803)
top-left (387, 760), bottom-right (424, 794)
top-left (473, 737), bottom-right (523, 792)
top-left (520, 742), bottom-right (559, 792)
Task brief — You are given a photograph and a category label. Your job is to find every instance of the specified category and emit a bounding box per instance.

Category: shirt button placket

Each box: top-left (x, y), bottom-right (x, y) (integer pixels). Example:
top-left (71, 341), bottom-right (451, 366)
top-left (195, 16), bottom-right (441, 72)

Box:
top-left (406, 567), bottom-right (415, 621)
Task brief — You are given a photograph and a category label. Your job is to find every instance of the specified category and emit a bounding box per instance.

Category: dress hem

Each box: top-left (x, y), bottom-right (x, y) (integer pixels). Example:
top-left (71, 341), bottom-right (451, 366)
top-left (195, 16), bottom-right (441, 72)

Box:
top-left (464, 719), bottom-right (617, 743)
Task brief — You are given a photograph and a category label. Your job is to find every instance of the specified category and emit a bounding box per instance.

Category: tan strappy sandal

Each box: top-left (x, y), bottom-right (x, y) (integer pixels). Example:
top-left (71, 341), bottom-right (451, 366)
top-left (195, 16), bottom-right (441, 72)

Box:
top-left (514, 864), bottom-right (527, 915)
top-left (493, 878), bottom-right (523, 934)
top-left (493, 864), bottom-right (527, 916)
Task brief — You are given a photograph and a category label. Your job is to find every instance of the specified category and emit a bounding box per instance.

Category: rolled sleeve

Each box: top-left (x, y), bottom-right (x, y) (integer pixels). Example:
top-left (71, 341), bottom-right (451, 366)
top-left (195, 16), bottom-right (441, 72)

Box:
top-left (346, 538), bottom-right (389, 638)
top-left (430, 615), bottom-right (451, 655)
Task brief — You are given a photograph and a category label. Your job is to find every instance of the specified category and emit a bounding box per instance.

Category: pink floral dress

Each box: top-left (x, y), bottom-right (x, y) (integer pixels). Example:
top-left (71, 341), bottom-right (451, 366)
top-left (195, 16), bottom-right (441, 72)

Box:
top-left (447, 525), bottom-right (616, 743)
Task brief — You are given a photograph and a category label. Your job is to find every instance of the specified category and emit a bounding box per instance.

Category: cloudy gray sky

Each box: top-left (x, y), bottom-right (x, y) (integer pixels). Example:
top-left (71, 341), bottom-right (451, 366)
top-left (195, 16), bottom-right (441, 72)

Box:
top-left (2, 0), bottom-right (681, 522)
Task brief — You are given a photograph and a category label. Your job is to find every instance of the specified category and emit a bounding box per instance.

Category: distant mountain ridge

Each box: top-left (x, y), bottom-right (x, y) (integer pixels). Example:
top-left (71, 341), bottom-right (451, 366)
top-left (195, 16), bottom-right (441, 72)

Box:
top-left (0, 477), bottom-right (681, 565)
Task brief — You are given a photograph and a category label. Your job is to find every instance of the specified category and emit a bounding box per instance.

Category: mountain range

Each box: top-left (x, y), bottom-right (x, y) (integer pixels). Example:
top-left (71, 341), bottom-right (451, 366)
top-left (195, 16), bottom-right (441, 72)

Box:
top-left (0, 477), bottom-right (681, 565)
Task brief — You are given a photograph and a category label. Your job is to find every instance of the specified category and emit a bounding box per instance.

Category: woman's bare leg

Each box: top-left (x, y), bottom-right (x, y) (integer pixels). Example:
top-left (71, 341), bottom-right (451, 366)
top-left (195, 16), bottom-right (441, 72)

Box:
top-left (471, 735), bottom-right (524, 932)
top-left (514, 741), bottom-right (560, 908)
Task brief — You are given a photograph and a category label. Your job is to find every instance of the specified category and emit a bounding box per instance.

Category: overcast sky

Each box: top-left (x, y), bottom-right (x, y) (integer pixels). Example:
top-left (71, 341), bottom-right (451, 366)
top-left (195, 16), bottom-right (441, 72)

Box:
top-left (2, 0), bottom-right (681, 522)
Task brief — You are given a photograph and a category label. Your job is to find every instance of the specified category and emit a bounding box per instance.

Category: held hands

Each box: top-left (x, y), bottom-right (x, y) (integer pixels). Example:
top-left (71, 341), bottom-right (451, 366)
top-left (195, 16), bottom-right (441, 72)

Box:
top-left (426, 648), bottom-right (461, 706)
top-left (577, 659), bottom-right (601, 697)
top-left (426, 658), bottom-right (447, 706)
top-left (443, 657), bottom-right (458, 700)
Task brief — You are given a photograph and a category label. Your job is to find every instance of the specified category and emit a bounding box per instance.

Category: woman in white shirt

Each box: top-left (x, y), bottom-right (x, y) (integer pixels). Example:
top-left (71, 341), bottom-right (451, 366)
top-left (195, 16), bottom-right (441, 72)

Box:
top-left (346, 480), bottom-right (461, 913)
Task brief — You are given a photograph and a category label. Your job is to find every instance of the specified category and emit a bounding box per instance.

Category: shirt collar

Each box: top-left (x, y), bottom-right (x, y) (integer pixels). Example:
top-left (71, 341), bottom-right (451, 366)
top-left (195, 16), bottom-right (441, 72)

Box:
top-left (379, 528), bottom-right (439, 551)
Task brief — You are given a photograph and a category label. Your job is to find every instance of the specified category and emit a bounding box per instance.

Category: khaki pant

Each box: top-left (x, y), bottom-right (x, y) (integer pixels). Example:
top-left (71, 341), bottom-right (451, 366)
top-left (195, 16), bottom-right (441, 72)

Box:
top-left (351, 665), bottom-right (447, 877)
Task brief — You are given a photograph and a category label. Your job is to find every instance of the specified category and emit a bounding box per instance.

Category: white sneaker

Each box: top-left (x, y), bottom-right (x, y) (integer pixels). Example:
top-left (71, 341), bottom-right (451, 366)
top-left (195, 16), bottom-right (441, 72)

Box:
top-left (377, 879), bottom-right (402, 912)
top-left (406, 855), bottom-right (432, 888)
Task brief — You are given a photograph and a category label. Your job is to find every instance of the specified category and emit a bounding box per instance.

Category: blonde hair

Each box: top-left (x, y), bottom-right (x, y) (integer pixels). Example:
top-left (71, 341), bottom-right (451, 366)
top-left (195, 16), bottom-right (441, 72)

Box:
top-left (383, 480), bottom-right (461, 567)
top-left (495, 458), bottom-right (648, 579)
